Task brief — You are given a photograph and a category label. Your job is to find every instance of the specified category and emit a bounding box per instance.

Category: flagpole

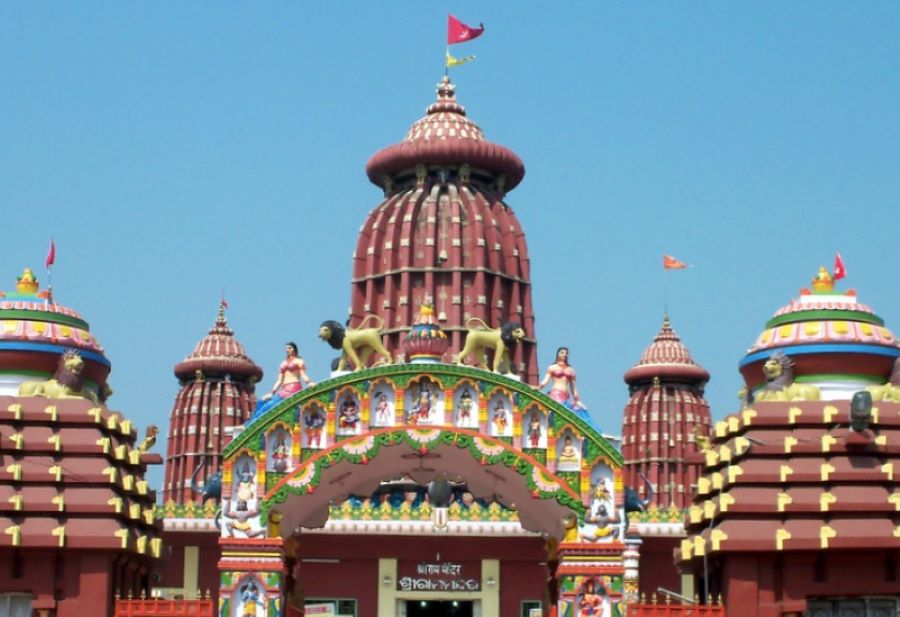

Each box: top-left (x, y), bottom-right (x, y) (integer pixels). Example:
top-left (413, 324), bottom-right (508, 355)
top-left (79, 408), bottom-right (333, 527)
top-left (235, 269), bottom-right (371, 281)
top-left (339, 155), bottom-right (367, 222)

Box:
top-left (445, 45), bottom-right (449, 77)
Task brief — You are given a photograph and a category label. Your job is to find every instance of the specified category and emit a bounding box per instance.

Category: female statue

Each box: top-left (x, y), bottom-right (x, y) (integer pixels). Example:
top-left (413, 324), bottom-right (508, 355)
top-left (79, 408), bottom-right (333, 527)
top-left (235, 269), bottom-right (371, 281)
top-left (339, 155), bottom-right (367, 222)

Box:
top-left (268, 342), bottom-right (315, 400)
top-left (537, 347), bottom-right (583, 409)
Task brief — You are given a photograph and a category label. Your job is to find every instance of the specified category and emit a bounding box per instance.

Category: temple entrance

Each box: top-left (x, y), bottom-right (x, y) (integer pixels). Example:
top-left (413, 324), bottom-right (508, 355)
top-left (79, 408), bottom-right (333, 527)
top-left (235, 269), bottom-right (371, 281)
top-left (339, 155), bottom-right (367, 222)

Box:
top-left (404, 599), bottom-right (474, 617)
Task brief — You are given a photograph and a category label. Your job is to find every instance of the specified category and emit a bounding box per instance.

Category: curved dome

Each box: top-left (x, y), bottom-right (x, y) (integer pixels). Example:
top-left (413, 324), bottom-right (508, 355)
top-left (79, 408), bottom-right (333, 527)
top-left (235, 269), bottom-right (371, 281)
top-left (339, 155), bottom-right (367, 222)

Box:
top-left (0, 269), bottom-right (110, 395)
top-left (740, 282), bottom-right (900, 398)
top-left (174, 304), bottom-right (263, 381)
top-left (366, 77), bottom-right (525, 191)
top-left (624, 315), bottom-right (709, 385)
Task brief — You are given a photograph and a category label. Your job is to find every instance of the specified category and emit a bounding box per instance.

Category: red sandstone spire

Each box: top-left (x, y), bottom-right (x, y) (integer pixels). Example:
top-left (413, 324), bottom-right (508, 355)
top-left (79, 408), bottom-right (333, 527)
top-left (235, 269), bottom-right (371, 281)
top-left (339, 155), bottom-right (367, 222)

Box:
top-left (352, 77), bottom-right (538, 381)
top-left (163, 303), bottom-right (263, 504)
top-left (621, 315), bottom-right (712, 509)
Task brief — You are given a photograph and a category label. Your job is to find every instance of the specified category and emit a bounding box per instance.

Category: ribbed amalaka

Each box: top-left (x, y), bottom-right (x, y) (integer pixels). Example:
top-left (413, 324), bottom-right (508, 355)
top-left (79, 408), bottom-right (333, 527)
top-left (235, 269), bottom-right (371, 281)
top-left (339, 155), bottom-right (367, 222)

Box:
top-left (163, 304), bottom-right (263, 504)
top-left (351, 77), bottom-right (538, 382)
top-left (621, 315), bottom-right (712, 509)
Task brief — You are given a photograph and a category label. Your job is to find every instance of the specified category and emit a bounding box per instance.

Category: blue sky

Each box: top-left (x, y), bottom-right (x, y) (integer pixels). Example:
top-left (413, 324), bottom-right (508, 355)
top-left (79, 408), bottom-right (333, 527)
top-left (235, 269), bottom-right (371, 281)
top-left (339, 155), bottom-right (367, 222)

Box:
top-left (2, 4), bottom-right (899, 487)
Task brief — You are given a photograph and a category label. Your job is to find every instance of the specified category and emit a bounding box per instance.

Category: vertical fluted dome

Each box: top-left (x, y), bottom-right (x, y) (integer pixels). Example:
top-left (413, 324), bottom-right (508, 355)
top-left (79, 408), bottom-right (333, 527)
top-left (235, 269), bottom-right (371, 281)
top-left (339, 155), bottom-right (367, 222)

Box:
top-left (351, 78), bottom-right (537, 382)
top-left (164, 303), bottom-right (262, 504)
top-left (621, 315), bottom-right (712, 509)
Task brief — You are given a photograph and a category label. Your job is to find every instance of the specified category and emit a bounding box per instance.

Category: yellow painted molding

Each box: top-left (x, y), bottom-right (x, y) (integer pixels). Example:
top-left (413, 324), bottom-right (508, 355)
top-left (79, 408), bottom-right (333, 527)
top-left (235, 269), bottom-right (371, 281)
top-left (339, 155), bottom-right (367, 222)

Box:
top-left (777, 492), bottom-right (792, 513)
top-left (51, 526), bottom-right (66, 547)
top-left (693, 536), bottom-right (706, 557)
top-left (129, 450), bottom-right (142, 465)
top-left (875, 435), bottom-right (887, 447)
top-left (820, 525), bottom-right (836, 549)
top-left (784, 436), bottom-right (798, 454)
top-left (697, 477), bottom-right (711, 496)
top-left (726, 465), bottom-right (743, 484)
top-left (47, 434), bottom-right (61, 452)
top-left (48, 465), bottom-right (62, 482)
top-left (712, 472), bottom-right (724, 491)
top-left (114, 445), bottom-right (127, 461)
top-left (820, 463), bottom-right (836, 482)
top-left (705, 450), bottom-right (719, 467)
top-left (820, 492), bottom-right (837, 512)
top-left (129, 503), bottom-right (141, 520)
top-left (822, 405), bottom-right (838, 423)
top-left (872, 406), bottom-right (880, 424)
top-left (150, 537), bottom-right (162, 558)
top-left (689, 505), bottom-right (703, 524)
top-left (4, 525), bottom-right (22, 546)
top-left (10, 433), bottom-right (24, 449)
top-left (888, 493), bottom-right (900, 511)
top-left (741, 408), bottom-right (757, 426)
top-left (96, 437), bottom-right (110, 454)
top-left (136, 480), bottom-right (149, 495)
top-left (88, 407), bottom-right (103, 423)
top-left (821, 434), bottom-right (837, 453)
top-left (120, 419), bottom-right (133, 435)
top-left (51, 495), bottom-right (65, 512)
top-left (7, 495), bottom-right (24, 511)
top-left (718, 445), bottom-right (732, 463)
top-left (719, 493), bottom-right (735, 512)
top-left (703, 500), bottom-right (716, 519)
top-left (734, 436), bottom-right (750, 456)
top-left (122, 474), bottom-right (135, 491)
top-left (8, 403), bottom-right (22, 420)
top-left (103, 466), bottom-right (118, 483)
top-left (780, 464), bottom-right (793, 482)
top-left (142, 509), bottom-right (154, 525)
top-left (107, 496), bottom-right (124, 513)
top-left (775, 528), bottom-right (791, 550)
top-left (106, 415), bottom-right (119, 431)
top-left (881, 463), bottom-right (894, 481)
top-left (711, 529), bottom-right (728, 551)
top-left (6, 463), bottom-right (22, 481)
top-left (136, 535), bottom-right (148, 554)
top-left (114, 528), bottom-right (129, 549)
top-left (727, 416), bottom-right (740, 434)
top-left (788, 407), bottom-right (803, 424)
top-left (680, 538), bottom-right (693, 560)
top-left (44, 405), bottom-right (58, 422)
top-left (715, 420), bottom-right (728, 439)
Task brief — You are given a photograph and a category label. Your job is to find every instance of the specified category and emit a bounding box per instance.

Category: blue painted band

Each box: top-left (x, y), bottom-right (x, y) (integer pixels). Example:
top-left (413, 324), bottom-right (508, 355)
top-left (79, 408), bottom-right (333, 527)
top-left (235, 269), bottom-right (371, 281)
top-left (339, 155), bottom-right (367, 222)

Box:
top-left (0, 342), bottom-right (111, 367)
top-left (740, 344), bottom-right (900, 368)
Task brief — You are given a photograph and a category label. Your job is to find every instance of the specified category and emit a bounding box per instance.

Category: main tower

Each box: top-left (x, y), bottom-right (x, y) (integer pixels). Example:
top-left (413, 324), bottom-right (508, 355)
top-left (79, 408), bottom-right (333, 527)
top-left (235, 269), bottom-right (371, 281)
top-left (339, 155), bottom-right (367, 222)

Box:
top-left (352, 77), bottom-right (538, 382)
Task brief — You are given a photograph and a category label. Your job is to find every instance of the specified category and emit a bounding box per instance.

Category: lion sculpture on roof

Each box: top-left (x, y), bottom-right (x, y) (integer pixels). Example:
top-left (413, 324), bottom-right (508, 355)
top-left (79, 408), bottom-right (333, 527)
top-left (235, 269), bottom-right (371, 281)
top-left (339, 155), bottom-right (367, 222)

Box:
top-left (18, 350), bottom-right (101, 404)
top-left (754, 351), bottom-right (820, 402)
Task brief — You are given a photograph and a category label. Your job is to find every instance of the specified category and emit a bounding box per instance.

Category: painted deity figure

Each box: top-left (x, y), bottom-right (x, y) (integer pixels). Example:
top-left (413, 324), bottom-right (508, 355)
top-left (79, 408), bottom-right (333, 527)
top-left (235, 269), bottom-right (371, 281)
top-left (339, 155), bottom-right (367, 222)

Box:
top-left (239, 581), bottom-right (264, 617)
top-left (409, 383), bottom-right (435, 425)
top-left (304, 408), bottom-right (326, 447)
top-left (537, 347), bottom-right (583, 410)
top-left (582, 477), bottom-right (621, 542)
top-left (374, 391), bottom-right (393, 425)
top-left (578, 579), bottom-right (607, 617)
top-left (527, 413), bottom-right (542, 448)
top-left (338, 395), bottom-right (360, 432)
top-left (491, 399), bottom-right (510, 435)
top-left (457, 388), bottom-right (476, 427)
top-left (558, 435), bottom-right (581, 470)
top-left (235, 463), bottom-right (256, 511)
top-left (271, 434), bottom-right (290, 472)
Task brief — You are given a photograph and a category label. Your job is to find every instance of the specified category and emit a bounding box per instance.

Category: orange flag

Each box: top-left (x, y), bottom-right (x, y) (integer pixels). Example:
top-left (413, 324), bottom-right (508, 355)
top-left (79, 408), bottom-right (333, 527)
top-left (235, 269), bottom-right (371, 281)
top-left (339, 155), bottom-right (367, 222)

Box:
top-left (663, 255), bottom-right (688, 270)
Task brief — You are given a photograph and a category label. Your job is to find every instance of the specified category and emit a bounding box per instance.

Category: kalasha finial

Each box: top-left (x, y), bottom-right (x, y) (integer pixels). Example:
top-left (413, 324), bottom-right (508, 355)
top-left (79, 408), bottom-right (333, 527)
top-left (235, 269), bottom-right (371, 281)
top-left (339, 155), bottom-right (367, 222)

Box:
top-left (403, 301), bottom-right (449, 363)
top-left (16, 268), bottom-right (40, 295)
top-left (811, 266), bottom-right (835, 293)
top-left (436, 76), bottom-right (456, 100)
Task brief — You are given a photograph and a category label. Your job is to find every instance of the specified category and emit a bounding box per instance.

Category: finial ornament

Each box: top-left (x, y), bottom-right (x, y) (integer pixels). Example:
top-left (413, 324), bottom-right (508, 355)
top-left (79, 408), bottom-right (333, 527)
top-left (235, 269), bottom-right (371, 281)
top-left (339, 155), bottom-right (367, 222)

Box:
top-left (811, 266), bottom-right (835, 293)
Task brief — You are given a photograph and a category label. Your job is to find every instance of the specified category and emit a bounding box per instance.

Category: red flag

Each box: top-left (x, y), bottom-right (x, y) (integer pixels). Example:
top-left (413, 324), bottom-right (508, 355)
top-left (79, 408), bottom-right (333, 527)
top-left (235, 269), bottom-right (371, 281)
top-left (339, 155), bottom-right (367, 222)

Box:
top-left (448, 14), bottom-right (484, 45)
top-left (45, 239), bottom-right (56, 270)
top-left (663, 255), bottom-right (688, 270)
top-left (833, 252), bottom-right (846, 280)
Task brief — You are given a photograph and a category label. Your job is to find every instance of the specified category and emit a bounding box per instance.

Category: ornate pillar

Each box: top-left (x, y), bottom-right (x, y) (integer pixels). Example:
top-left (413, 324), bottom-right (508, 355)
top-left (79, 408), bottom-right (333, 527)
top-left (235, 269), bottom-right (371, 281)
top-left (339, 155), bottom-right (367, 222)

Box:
top-left (218, 537), bottom-right (285, 617)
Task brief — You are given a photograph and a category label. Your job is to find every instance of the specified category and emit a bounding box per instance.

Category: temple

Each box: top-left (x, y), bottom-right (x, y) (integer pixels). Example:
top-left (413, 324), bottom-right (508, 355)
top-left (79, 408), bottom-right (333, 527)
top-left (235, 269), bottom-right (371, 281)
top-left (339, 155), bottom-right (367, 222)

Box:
top-left (3, 63), bottom-right (899, 617)
top-left (0, 271), bottom-right (162, 617)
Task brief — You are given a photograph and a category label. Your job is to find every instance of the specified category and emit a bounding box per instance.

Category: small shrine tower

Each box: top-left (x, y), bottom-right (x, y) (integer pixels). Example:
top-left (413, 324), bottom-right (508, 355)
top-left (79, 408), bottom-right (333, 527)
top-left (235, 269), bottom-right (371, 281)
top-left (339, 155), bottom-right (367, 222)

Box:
top-left (163, 303), bottom-right (263, 504)
top-left (622, 315), bottom-right (712, 509)
top-left (353, 77), bottom-right (538, 381)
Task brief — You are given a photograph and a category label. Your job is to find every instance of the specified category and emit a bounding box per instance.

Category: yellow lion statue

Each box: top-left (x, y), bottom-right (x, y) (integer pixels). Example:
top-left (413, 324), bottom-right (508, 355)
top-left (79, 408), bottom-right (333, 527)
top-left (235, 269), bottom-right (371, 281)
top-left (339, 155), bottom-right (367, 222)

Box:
top-left (18, 350), bottom-right (100, 403)
top-left (754, 352), bottom-right (820, 402)
top-left (454, 318), bottom-right (525, 374)
top-left (319, 315), bottom-right (393, 372)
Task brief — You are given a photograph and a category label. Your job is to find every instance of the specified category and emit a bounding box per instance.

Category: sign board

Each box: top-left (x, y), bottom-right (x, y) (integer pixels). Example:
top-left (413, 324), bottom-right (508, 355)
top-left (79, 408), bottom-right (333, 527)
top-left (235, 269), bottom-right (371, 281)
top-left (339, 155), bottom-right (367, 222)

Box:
top-left (396, 560), bottom-right (481, 592)
top-left (305, 603), bottom-right (336, 616)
